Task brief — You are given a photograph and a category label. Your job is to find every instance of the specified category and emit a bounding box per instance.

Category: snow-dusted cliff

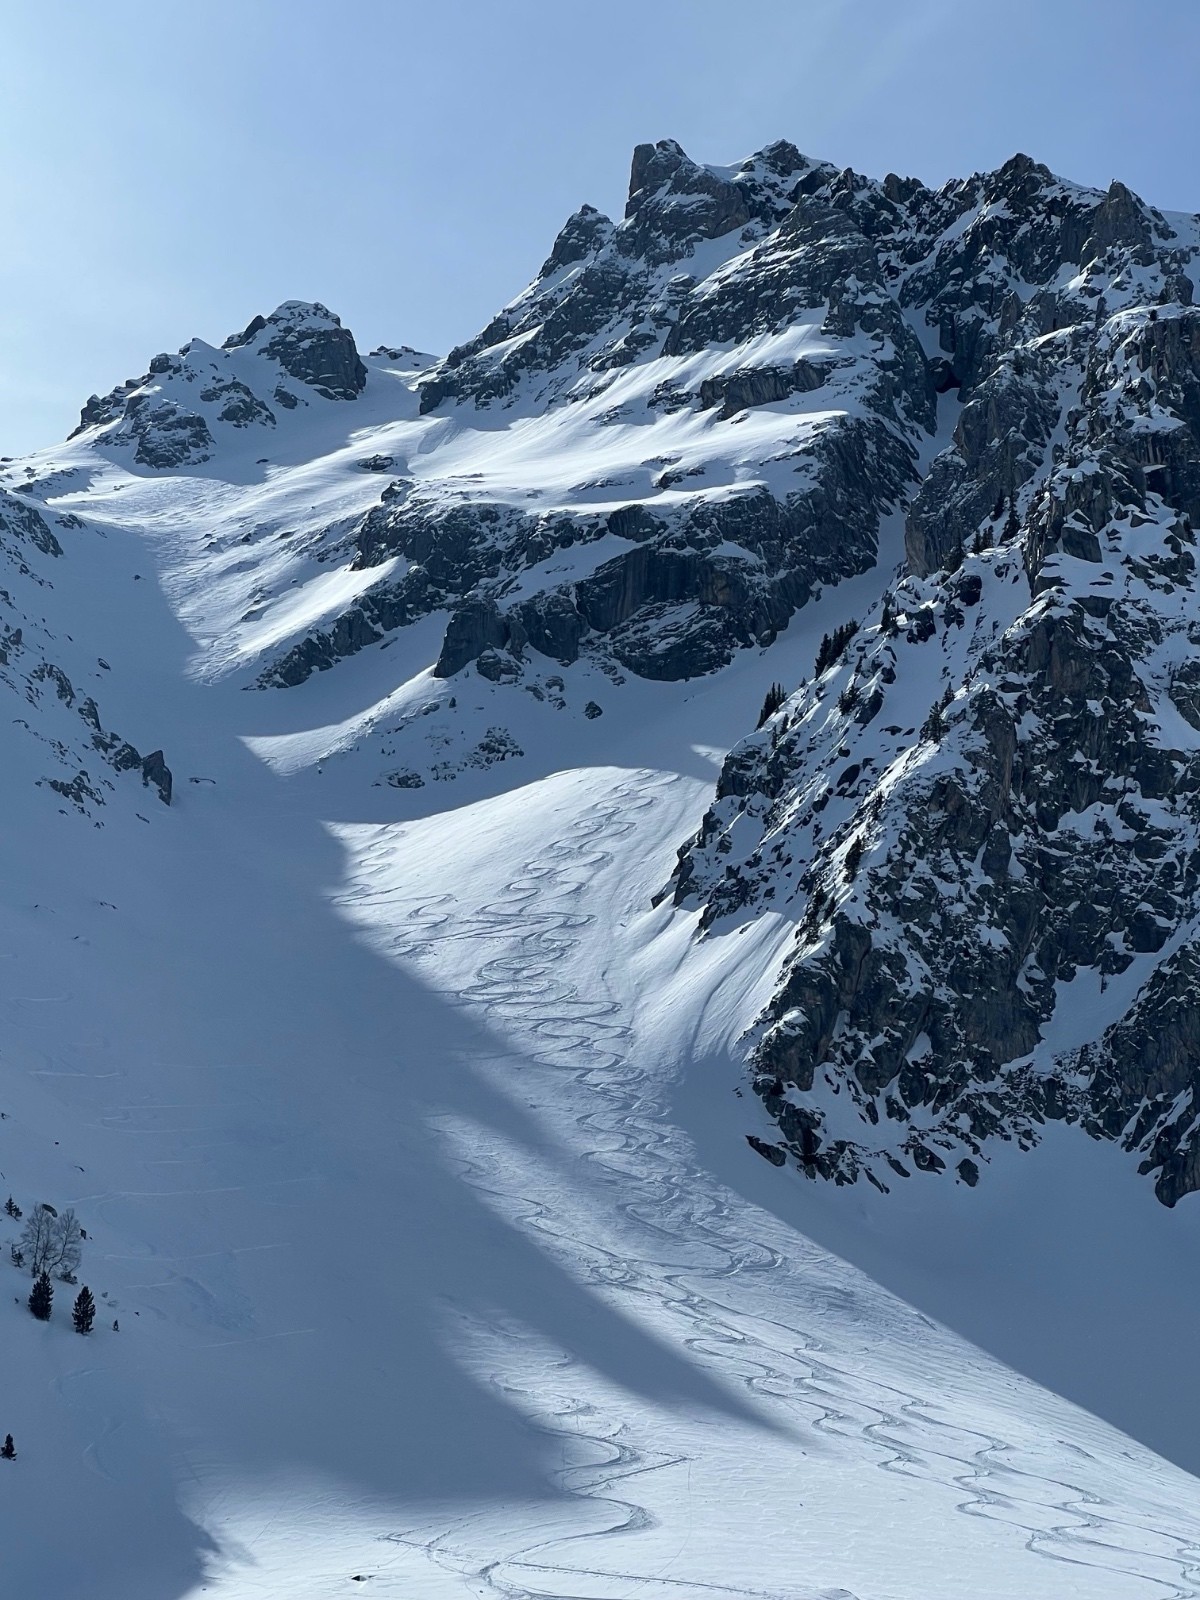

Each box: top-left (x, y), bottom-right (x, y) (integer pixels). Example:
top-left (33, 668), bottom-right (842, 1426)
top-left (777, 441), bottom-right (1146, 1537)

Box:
top-left (669, 155), bottom-right (1200, 1206)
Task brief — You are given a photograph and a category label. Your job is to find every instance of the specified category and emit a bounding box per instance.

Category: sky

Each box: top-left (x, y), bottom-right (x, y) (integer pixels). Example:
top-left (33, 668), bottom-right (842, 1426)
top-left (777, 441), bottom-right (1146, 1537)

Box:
top-left (2, 0), bottom-right (1198, 454)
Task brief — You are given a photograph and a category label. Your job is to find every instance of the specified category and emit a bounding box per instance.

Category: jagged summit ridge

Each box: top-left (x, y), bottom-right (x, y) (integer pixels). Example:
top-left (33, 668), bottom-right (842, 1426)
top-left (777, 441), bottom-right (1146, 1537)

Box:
top-left (63, 142), bottom-right (1200, 700)
top-left (247, 139), bottom-right (1200, 697)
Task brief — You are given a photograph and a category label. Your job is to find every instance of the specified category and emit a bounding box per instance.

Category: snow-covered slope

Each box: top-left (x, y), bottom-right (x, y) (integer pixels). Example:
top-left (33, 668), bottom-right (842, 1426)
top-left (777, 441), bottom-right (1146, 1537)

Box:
top-left (3, 139), bottom-right (1200, 1598)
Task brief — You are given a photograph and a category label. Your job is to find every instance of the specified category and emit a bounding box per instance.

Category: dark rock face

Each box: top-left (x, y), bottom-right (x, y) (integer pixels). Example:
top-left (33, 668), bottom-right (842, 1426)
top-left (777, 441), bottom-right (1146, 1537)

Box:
top-left (140, 749), bottom-right (173, 806)
top-left (668, 155), bottom-right (1200, 1205)
top-left (435, 598), bottom-right (511, 678)
top-left (250, 301), bottom-right (367, 400)
top-left (0, 489), bottom-right (62, 560)
top-left (125, 400), bottom-right (215, 469)
top-left (622, 138), bottom-right (758, 266)
top-left (539, 204), bottom-right (614, 277)
top-left (199, 378), bottom-right (276, 429)
top-left (697, 361), bottom-right (827, 419)
top-left (0, 486), bottom-right (172, 818)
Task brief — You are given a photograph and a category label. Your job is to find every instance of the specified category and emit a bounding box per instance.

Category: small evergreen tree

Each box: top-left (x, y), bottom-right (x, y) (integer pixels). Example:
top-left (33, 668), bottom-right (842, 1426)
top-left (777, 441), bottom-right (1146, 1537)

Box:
top-left (0, 1434), bottom-right (14, 1460)
top-left (755, 682), bottom-right (787, 729)
top-left (921, 700), bottom-right (948, 743)
top-left (28, 1270), bottom-right (52, 1321)
top-left (72, 1286), bottom-right (96, 1335)
top-left (814, 620), bottom-right (858, 677)
top-left (1004, 496), bottom-right (1021, 542)
top-left (944, 536), bottom-right (964, 574)
top-left (4, 1195), bottom-right (20, 1219)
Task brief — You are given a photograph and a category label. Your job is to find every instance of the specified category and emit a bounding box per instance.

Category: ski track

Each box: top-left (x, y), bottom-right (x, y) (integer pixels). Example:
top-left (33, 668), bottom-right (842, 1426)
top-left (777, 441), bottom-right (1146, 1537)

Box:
top-left (336, 772), bottom-right (1200, 1600)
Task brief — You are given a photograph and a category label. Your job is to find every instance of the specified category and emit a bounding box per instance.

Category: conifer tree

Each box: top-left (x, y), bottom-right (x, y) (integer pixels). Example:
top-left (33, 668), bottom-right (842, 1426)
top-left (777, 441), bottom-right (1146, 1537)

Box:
top-left (844, 835), bottom-right (865, 881)
top-left (755, 682), bottom-right (787, 729)
top-left (1004, 496), bottom-right (1021, 542)
top-left (814, 620), bottom-right (858, 677)
top-left (72, 1286), bottom-right (96, 1335)
top-left (921, 700), bottom-right (948, 743)
top-left (28, 1270), bottom-right (52, 1322)
top-left (0, 1434), bottom-right (14, 1460)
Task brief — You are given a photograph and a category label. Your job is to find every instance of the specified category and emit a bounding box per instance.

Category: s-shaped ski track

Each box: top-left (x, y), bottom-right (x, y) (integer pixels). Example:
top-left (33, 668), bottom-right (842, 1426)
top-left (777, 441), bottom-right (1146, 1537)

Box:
top-left (338, 771), bottom-right (1200, 1600)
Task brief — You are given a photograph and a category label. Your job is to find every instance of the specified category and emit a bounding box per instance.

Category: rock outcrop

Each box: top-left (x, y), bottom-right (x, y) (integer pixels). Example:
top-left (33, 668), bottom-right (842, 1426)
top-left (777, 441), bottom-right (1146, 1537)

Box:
top-left (0, 487), bottom-right (172, 815)
top-left (71, 300), bottom-right (368, 465)
top-left (670, 166), bottom-right (1200, 1203)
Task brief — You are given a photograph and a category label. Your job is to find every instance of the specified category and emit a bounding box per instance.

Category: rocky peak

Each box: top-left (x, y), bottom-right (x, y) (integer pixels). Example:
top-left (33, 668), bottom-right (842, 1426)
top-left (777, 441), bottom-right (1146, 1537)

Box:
top-left (222, 300), bottom-right (367, 400)
top-left (626, 138), bottom-right (695, 210)
top-left (538, 204), bottom-right (614, 278)
top-left (70, 299), bottom-right (368, 465)
top-left (286, 141), bottom-right (1200, 697)
top-left (1085, 177), bottom-right (1155, 256)
top-left (619, 138), bottom-right (810, 266)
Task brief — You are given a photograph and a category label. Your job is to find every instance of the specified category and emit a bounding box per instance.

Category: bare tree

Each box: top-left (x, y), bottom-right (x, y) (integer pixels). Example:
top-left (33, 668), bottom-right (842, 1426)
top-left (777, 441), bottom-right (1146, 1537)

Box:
top-left (19, 1204), bottom-right (83, 1280)
top-left (19, 1204), bottom-right (57, 1274)
top-left (45, 1209), bottom-right (83, 1281)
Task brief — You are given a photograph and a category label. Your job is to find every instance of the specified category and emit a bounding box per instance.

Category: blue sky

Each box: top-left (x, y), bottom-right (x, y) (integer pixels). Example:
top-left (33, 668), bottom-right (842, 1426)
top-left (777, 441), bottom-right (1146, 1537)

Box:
top-left (3, 0), bottom-right (1197, 453)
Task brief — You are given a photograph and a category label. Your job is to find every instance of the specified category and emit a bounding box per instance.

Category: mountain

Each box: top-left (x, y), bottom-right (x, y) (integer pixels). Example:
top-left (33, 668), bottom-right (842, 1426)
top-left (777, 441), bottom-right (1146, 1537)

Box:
top-left (2, 139), bottom-right (1200, 1598)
